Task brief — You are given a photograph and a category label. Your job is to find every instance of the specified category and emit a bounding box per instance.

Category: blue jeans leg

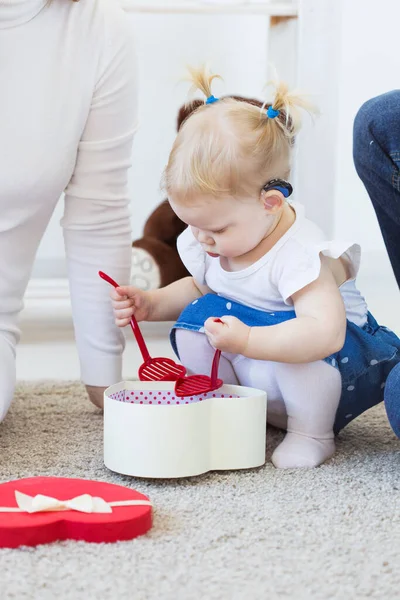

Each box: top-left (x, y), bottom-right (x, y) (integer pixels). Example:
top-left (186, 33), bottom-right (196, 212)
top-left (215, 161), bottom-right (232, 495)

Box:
top-left (353, 91), bottom-right (400, 437)
top-left (384, 362), bottom-right (400, 436)
top-left (353, 90), bottom-right (400, 285)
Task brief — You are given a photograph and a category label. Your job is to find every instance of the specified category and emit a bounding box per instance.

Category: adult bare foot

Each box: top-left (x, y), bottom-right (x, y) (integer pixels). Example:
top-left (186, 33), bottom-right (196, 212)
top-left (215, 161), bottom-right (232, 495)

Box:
top-left (86, 385), bottom-right (105, 410)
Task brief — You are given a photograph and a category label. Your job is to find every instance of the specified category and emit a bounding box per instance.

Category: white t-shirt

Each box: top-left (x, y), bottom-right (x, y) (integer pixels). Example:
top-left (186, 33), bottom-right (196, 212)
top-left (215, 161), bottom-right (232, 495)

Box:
top-left (0, 0), bottom-right (138, 385)
top-left (177, 202), bottom-right (368, 328)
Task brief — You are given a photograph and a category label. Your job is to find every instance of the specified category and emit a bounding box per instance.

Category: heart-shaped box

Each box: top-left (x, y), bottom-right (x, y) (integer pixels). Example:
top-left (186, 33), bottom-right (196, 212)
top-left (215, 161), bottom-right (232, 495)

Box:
top-left (0, 477), bottom-right (152, 548)
top-left (104, 381), bottom-right (267, 478)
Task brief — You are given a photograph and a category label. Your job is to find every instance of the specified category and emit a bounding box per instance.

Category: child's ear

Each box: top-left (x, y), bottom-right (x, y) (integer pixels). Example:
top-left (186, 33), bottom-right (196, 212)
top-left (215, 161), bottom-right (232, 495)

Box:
top-left (260, 189), bottom-right (285, 213)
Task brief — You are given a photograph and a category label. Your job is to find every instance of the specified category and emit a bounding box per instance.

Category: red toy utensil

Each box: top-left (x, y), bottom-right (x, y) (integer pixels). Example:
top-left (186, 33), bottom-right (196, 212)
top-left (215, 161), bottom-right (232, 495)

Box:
top-left (174, 319), bottom-right (224, 397)
top-left (99, 271), bottom-right (186, 382)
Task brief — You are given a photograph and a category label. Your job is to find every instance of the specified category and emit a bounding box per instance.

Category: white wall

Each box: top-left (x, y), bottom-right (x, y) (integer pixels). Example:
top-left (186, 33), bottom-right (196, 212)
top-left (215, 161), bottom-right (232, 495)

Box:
top-left (293, 0), bottom-right (400, 327)
top-left (333, 0), bottom-right (400, 251)
top-left (294, 0), bottom-right (342, 236)
top-left (296, 0), bottom-right (400, 252)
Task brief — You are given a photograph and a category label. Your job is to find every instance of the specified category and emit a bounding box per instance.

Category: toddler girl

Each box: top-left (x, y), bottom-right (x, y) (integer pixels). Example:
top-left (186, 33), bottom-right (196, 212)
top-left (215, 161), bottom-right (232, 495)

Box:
top-left (112, 67), bottom-right (400, 468)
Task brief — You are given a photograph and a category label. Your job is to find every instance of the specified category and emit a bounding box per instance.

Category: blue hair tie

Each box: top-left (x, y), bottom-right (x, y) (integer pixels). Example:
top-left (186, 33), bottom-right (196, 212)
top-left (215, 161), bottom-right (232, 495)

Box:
top-left (206, 95), bottom-right (219, 105)
top-left (267, 106), bottom-right (280, 119)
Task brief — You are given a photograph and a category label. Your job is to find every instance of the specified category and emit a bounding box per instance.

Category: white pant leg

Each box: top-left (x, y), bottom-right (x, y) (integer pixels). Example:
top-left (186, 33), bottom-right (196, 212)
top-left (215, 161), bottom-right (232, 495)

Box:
top-left (0, 335), bottom-right (16, 422)
top-left (0, 199), bottom-right (57, 422)
top-left (174, 329), bottom-right (239, 384)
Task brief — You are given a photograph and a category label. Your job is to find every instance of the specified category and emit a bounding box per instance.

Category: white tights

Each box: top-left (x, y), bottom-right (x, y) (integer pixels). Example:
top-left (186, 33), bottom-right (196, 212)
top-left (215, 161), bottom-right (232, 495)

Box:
top-left (175, 329), bottom-right (342, 469)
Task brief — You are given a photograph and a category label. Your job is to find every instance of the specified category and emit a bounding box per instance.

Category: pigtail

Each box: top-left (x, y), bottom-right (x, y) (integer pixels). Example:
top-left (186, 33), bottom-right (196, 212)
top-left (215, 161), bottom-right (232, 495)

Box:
top-left (261, 79), bottom-right (317, 139)
top-left (243, 79), bottom-right (317, 161)
top-left (185, 65), bottom-right (222, 104)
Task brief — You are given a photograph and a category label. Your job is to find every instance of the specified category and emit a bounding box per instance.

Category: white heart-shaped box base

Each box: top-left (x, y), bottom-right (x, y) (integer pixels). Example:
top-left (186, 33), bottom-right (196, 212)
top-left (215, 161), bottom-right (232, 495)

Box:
top-left (104, 381), bottom-right (267, 478)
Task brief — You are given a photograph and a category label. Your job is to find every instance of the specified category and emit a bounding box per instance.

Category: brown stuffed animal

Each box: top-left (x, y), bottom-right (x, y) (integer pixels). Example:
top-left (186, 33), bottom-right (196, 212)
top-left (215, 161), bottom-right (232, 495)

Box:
top-left (131, 95), bottom-right (264, 290)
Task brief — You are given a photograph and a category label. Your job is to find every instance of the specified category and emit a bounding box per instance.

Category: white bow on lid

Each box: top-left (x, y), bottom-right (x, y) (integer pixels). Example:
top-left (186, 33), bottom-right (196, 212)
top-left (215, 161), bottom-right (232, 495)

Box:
top-left (0, 491), bottom-right (152, 514)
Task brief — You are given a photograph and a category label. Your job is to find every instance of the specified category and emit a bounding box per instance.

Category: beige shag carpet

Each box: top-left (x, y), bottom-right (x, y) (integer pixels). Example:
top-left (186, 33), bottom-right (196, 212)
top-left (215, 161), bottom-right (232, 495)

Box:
top-left (0, 382), bottom-right (398, 600)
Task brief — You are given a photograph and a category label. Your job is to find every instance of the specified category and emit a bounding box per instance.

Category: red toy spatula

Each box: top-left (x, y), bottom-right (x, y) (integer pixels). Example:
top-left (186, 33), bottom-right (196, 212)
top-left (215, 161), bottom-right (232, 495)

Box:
top-left (99, 271), bottom-right (186, 382)
top-left (174, 319), bottom-right (224, 397)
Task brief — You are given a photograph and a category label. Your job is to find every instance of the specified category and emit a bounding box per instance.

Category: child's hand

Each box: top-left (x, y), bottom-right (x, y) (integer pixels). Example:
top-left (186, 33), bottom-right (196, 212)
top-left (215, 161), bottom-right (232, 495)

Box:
top-left (110, 286), bottom-right (153, 327)
top-left (204, 316), bottom-right (250, 355)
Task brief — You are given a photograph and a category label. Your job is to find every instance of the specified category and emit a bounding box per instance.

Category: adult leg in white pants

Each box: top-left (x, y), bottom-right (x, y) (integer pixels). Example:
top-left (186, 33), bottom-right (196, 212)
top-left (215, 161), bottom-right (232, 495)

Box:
top-left (234, 358), bottom-right (342, 468)
top-left (0, 335), bottom-right (17, 422)
top-left (0, 205), bottom-right (57, 422)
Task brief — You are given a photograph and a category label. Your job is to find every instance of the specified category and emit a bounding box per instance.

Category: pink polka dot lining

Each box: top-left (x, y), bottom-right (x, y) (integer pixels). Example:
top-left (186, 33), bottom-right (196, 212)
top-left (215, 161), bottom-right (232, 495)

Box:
top-left (109, 390), bottom-right (239, 405)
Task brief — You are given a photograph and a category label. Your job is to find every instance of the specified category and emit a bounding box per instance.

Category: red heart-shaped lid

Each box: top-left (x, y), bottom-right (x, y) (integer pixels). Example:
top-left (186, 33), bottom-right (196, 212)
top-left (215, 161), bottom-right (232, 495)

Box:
top-left (0, 477), bottom-right (152, 548)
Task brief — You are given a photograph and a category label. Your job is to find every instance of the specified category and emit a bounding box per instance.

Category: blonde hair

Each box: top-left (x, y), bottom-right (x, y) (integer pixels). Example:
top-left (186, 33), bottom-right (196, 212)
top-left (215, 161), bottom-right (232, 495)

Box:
top-left (164, 65), bottom-right (315, 202)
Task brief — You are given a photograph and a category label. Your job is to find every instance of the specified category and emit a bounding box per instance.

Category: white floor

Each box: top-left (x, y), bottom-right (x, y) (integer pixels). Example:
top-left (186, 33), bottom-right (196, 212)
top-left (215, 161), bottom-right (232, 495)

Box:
top-left (16, 251), bottom-right (400, 381)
